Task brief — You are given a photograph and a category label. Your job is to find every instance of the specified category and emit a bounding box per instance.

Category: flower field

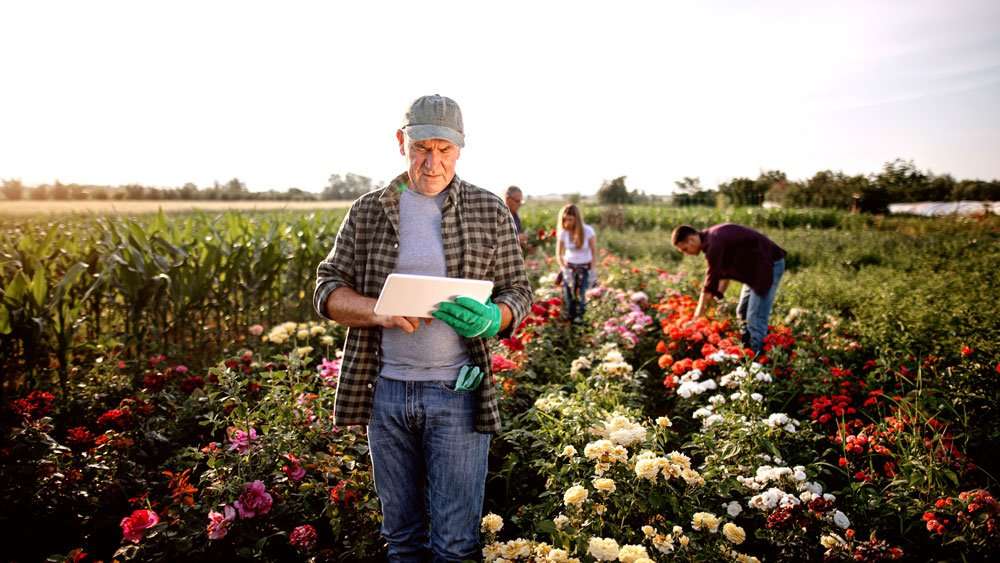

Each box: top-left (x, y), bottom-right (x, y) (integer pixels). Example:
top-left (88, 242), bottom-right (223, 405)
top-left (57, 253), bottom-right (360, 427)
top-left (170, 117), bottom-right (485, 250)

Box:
top-left (1, 208), bottom-right (998, 562)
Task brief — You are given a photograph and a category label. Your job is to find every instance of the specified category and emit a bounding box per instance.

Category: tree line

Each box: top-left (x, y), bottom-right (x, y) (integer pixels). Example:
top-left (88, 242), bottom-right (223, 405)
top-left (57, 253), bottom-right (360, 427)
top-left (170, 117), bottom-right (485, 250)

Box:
top-left (597, 159), bottom-right (998, 212)
top-left (0, 174), bottom-right (380, 202)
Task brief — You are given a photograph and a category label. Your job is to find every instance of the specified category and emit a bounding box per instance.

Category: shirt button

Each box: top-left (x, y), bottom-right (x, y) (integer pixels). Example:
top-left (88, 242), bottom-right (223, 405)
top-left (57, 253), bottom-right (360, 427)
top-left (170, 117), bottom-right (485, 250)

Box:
top-left (367, 383), bottom-right (373, 389)
top-left (394, 243), bottom-right (398, 248)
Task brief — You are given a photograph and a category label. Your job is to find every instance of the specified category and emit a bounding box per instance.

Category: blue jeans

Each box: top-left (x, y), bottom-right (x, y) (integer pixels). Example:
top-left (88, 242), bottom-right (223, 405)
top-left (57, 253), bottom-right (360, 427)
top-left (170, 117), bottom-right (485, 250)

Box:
top-left (736, 258), bottom-right (785, 354)
top-left (562, 264), bottom-right (592, 322)
top-left (367, 377), bottom-right (491, 563)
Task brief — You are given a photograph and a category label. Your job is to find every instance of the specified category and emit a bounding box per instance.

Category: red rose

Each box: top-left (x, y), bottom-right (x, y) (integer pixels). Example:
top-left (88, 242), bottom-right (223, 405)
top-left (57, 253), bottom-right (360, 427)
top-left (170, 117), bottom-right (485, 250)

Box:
top-left (120, 509), bottom-right (159, 543)
top-left (289, 524), bottom-right (318, 551)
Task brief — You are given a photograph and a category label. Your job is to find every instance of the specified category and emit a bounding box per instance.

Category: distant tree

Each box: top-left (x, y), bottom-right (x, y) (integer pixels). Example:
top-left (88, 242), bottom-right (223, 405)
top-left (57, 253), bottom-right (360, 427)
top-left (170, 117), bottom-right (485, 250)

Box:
top-left (754, 170), bottom-right (787, 202)
top-left (67, 185), bottom-right (85, 199)
top-left (926, 173), bottom-right (956, 201)
top-left (596, 176), bottom-right (631, 205)
top-left (718, 177), bottom-right (765, 206)
top-left (91, 188), bottom-right (109, 200)
top-left (323, 173), bottom-right (373, 200)
top-left (873, 158), bottom-right (929, 203)
top-left (675, 176), bottom-right (702, 193)
top-left (671, 176), bottom-right (716, 206)
top-left (124, 184), bottom-right (145, 200)
top-left (220, 178), bottom-right (248, 200)
top-left (1, 179), bottom-right (24, 200)
top-left (29, 186), bottom-right (49, 200)
top-left (566, 193), bottom-right (582, 204)
top-left (178, 182), bottom-right (198, 200)
top-left (50, 181), bottom-right (69, 200)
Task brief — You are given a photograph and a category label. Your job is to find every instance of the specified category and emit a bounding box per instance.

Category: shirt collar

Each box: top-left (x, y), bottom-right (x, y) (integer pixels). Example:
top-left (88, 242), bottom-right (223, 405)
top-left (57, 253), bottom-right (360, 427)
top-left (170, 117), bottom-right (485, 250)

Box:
top-left (381, 172), bottom-right (462, 209)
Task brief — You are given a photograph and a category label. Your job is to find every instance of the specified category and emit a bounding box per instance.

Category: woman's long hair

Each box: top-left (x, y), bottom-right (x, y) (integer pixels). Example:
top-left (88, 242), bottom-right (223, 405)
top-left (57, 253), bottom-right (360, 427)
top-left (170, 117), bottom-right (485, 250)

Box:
top-left (557, 204), bottom-right (585, 249)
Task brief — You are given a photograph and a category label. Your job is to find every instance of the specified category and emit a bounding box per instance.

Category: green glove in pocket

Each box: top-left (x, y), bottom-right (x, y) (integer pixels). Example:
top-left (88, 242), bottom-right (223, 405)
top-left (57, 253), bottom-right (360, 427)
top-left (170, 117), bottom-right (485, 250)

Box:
top-left (454, 365), bottom-right (484, 392)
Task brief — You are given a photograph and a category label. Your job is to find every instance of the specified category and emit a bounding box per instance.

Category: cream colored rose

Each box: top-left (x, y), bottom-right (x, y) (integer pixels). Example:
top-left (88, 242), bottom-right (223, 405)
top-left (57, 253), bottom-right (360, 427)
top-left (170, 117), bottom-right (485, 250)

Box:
top-left (481, 513), bottom-right (504, 534)
top-left (563, 485), bottom-right (588, 506)
top-left (692, 512), bottom-right (720, 533)
top-left (592, 478), bottom-right (616, 494)
top-left (553, 514), bottom-right (570, 530)
top-left (722, 522), bottom-right (746, 545)
top-left (561, 445), bottom-right (577, 458)
top-left (586, 537), bottom-right (620, 561)
top-left (617, 544), bottom-right (650, 563)
top-left (820, 533), bottom-right (846, 549)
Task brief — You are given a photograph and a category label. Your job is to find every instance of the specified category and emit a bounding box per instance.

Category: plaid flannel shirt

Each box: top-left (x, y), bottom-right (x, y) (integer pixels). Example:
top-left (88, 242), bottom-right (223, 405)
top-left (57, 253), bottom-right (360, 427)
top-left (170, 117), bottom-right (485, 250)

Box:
top-left (313, 172), bottom-right (531, 434)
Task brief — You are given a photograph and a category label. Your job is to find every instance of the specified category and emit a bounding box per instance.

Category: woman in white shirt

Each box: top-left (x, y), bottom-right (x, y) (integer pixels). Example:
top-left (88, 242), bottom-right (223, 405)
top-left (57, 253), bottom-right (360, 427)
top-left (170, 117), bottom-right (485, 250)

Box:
top-left (556, 204), bottom-right (598, 323)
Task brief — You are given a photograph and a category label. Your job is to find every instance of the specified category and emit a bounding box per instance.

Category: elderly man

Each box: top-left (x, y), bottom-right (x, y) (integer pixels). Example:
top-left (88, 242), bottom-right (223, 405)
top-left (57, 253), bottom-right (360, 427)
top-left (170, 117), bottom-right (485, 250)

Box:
top-left (504, 185), bottom-right (528, 247)
top-left (672, 223), bottom-right (786, 354)
top-left (314, 94), bottom-right (531, 562)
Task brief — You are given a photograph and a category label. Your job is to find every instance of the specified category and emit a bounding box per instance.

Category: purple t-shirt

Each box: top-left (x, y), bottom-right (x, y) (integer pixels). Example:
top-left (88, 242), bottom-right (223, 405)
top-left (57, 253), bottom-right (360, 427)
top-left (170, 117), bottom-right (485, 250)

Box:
top-left (700, 224), bottom-right (786, 299)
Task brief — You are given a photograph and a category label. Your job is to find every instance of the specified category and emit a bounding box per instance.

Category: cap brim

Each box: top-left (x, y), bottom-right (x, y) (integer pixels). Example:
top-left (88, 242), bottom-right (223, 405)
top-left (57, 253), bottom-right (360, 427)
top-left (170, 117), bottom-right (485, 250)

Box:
top-left (403, 124), bottom-right (465, 148)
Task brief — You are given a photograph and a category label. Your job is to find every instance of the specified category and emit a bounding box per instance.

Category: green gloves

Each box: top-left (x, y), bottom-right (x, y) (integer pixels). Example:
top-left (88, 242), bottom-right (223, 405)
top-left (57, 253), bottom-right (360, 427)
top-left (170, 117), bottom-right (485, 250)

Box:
top-left (433, 296), bottom-right (502, 338)
top-left (454, 365), bottom-right (484, 392)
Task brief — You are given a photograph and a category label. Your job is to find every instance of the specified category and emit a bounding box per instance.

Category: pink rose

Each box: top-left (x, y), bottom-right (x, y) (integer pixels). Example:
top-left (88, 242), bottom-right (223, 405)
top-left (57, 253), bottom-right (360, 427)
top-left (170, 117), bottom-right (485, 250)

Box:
top-left (120, 509), bottom-right (159, 543)
top-left (249, 324), bottom-right (265, 336)
top-left (319, 358), bottom-right (341, 386)
top-left (227, 427), bottom-right (259, 454)
top-left (234, 480), bottom-right (273, 519)
top-left (282, 454), bottom-right (306, 482)
top-left (206, 505), bottom-right (236, 539)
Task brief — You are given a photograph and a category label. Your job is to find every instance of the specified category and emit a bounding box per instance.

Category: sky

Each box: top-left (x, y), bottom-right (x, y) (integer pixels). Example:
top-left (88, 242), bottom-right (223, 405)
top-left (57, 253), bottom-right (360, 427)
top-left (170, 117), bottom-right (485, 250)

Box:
top-left (1, 0), bottom-right (999, 196)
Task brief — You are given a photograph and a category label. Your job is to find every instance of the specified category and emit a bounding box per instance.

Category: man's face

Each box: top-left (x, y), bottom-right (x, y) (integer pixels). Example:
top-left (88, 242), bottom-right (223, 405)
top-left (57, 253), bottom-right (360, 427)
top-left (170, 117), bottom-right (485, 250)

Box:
top-left (397, 130), bottom-right (460, 195)
top-left (505, 192), bottom-right (523, 213)
top-left (674, 235), bottom-right (701, 256)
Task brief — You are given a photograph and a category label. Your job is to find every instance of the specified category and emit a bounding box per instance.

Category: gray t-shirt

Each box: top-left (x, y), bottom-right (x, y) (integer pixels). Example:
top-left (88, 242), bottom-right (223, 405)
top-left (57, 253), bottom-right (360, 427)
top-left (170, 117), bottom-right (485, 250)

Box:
top-left (379, 188), bottom-right (470, 381)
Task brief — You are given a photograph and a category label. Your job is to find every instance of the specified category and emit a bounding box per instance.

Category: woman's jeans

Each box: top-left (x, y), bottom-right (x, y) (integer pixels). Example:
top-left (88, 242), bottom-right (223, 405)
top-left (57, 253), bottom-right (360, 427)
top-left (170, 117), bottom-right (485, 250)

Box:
top-left (562, 263), bottom-right (592, 322)
top-left (736, 258), bottom-right (785, 354)
top-left (367, 377), bottom-right (491, 563)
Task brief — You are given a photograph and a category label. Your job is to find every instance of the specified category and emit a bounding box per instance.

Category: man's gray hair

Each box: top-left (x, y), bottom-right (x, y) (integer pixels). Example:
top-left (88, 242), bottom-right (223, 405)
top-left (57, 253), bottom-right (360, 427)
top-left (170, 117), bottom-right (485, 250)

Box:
top-left (504, 185), bottom-right (522, 198)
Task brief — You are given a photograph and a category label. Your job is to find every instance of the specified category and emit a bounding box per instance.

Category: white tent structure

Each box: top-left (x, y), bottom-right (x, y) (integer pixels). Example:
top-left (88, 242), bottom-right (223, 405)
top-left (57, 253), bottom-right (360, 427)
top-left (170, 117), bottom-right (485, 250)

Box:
top-left (888, 201), bottom-right (994, 217)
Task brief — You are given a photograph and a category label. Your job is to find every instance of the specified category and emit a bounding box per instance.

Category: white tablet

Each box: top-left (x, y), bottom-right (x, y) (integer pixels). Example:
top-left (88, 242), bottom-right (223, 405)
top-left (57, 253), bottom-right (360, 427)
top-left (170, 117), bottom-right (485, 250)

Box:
top-left (373, 274), bottom-right (494, 318)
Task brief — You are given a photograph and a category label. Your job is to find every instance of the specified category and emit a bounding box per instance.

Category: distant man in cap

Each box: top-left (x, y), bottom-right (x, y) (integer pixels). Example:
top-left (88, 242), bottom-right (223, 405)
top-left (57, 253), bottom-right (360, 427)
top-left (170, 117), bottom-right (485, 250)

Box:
top-left (671, 223), bottom-right (786, 354)
top-left (314, 94), bottom-right (531, 562)
top-left (503, 185), bottom-right (529, 248)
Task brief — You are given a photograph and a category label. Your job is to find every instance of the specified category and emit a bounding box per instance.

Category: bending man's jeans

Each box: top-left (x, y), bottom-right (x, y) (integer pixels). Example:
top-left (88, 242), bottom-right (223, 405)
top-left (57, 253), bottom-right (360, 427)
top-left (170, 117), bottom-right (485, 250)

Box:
top-left (367, 376), bottom-right (491, 563)
top-left (736, 258), bottom-right (785, 354)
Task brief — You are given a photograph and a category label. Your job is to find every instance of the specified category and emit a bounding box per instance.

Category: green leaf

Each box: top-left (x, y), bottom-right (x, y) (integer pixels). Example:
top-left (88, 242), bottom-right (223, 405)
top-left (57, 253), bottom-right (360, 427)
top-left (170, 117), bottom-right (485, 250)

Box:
top-left (5, 271), bottom-right (28, 302)
top-left (30, 268), bottom-right (47, 307)
top-left (0, 305), bottom-right (10, 335)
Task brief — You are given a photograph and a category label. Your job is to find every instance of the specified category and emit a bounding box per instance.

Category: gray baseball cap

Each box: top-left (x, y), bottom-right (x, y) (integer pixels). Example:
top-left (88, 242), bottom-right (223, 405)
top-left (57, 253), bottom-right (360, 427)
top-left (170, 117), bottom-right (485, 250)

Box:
top-left (401, 94), bottom-right (465, 148)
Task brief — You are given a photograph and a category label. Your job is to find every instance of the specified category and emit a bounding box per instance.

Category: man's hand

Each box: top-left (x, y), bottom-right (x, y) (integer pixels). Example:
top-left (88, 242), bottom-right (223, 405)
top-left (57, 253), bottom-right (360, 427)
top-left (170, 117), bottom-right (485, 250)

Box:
top-left (693, 291), bottom-right (714, 318)
top-left (433, 296), bottom-right (502, 338)
top-left (373, 315), bottom-right (430, 334)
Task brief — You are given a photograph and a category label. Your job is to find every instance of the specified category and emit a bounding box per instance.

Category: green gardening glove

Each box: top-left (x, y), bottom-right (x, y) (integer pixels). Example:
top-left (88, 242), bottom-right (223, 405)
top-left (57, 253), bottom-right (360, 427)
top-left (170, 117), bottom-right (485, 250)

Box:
top-left (433, 296), bottom-right (502, 338)
top-left (454, 365), bottom-right (484, 392)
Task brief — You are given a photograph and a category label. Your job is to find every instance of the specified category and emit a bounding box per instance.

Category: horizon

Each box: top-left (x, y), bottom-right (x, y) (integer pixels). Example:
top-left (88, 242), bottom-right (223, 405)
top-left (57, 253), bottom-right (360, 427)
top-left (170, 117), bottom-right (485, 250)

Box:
top-left (2, 1), bottom-right (999, 196)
